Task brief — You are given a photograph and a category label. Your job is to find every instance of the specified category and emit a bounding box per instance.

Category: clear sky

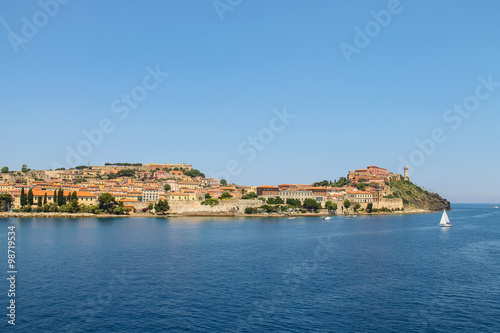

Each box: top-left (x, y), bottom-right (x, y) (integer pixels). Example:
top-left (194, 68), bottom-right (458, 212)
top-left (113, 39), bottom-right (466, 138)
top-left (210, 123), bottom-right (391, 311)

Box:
top-left (1, 0), bottom-right (499, 203)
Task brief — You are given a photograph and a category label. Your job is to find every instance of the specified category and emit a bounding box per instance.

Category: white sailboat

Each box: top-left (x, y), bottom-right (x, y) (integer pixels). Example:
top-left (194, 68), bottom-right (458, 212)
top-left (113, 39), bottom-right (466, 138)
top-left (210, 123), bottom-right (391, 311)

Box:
top-left (494, 197), bottom-right (498, 209)
top-left (439, 210), bottom-right (452, 227)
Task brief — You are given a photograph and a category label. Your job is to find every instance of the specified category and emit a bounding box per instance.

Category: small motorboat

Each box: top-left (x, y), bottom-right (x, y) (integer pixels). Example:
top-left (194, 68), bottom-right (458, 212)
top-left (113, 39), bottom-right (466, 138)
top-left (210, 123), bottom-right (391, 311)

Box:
top-left (323, 216), bottom-right (332, 221)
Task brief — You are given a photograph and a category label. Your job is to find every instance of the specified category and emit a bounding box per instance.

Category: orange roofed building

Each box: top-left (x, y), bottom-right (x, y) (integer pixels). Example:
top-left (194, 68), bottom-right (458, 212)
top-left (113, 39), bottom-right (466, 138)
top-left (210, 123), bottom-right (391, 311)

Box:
top-left (257, 186), bottom-right (279, 197)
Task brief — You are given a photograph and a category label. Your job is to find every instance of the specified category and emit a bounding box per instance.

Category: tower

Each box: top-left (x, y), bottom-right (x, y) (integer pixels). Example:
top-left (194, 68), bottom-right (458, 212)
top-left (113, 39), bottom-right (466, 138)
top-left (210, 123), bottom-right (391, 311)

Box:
top-left (404, 165), bottom-right (409, 181)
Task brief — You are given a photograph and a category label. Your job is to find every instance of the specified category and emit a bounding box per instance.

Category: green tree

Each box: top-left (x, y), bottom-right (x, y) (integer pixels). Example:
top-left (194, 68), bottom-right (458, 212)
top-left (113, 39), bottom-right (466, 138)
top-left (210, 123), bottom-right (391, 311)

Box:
top-left (0, 194), bottom-right (13, 211)
top-left (286, 198), bottom-right (302, 208)
top-left (1, 166), bottom-right (8, 173)
top-left (154, 199), bottom-right (170, 215)
top-left (28, 189), bottom-right (34, 206)
top-left (354, 203), bottom-right (361, 211)
top-left (47, 202), bottom-right (59, 212)
top-left (220, 192), bottom-right (233, 199)
top-left (20, 188), bottom-right (28, 207)
top-left (37, 195), bottom-right (42, 207)
top-left (184, 169), bottom-right (205, 178)
top-left (355, 183), bottom-right (367, 191)
top-left (220, 179), bottom-right (228, 187)
top-left (71, 191), bottom-right (78, 201)
top-left (259, 204), bottom-right (277, 213)
top-left (343, 199), bottom-right (351, 210)
top-left (366, 203), bottom-right (373, 213)
top-left (303, 198), bottom-right (321, 212)
top-left (57, 188), bottom-right (64, 206)
top-left (98, 193), bottom-right (118, 213)
top-left (164, 184), bottom-right (171, 192)
top-left (43, 193), bottom-right (48, 205)
top-left (201, 198), bottom-right (219, 207)
top-left (242, 192), bottom-right (257, 199)
top-left (325, 200), bottom-right (336, 212)
top-left (21, 164), bottom-right (30, 173)
top-left (205, 193), bottom-right (211, 199)
top-left (312, 180), bottom-right (332, 187)
top-left (332, 177), bottom-right (350, 187)
top-left (147, 203), bottom-right (154, 211)
top-left (267, 196), bottom-right (284, 205)
top-left (69, 199), bottom-right (80, 213)
top-left (245, 207), bottom-right (257, 214)
top-left (112, 201), bottom-right (126, 215)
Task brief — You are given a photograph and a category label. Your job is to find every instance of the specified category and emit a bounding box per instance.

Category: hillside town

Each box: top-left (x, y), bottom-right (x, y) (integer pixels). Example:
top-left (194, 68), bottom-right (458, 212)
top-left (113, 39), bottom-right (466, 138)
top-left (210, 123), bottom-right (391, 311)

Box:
top-left (0, 163), bottom-right (409, 214)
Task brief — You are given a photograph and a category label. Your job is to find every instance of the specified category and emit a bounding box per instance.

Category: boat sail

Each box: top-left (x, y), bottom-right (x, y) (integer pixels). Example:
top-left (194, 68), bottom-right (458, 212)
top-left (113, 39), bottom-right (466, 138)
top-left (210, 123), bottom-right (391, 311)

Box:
top-left (439, 210), bottom-right (452, 227)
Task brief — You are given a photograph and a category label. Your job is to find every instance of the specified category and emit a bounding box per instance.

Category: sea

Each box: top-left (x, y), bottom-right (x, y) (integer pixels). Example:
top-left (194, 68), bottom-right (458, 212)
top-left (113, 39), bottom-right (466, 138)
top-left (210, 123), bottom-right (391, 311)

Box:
top-left (1, 203), bottom-right (499, 332)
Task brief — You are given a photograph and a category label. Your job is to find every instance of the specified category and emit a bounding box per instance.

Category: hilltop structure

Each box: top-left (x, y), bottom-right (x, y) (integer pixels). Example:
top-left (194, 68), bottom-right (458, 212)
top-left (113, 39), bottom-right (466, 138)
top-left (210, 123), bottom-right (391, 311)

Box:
top-left (256, 165), bottom-right (404, 212)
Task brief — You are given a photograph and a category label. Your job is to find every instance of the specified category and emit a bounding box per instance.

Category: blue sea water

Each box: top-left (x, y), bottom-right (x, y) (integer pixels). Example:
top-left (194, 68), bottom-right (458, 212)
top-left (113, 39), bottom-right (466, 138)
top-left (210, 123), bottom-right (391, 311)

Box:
top-left (1, 203), bottom-right (499, 332)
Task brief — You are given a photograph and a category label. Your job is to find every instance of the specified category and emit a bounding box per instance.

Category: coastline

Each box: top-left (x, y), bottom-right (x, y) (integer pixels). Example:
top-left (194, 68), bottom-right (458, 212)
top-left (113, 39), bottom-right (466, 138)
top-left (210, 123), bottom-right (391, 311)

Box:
top-left (0, 209), bottom-right (436, 219)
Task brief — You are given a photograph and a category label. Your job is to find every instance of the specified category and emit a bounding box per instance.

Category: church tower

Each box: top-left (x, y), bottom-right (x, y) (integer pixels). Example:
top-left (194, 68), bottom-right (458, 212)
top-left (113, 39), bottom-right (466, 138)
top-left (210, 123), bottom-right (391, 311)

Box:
top-left (404, 165), bottom-right (409, 181)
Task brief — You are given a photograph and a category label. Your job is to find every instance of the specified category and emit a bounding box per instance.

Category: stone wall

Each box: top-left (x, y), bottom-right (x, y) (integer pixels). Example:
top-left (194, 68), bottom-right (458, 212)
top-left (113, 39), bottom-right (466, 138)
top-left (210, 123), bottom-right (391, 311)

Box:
top-left (169, 199), bottom-right (262, 215)
top-left (372, 198), bottom-right (404, 210)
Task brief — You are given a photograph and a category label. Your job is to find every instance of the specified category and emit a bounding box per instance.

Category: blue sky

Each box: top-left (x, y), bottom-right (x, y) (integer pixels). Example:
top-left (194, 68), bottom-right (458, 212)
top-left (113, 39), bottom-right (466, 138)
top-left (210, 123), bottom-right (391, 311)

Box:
top-left (1, 0), bottom-right (499, 203)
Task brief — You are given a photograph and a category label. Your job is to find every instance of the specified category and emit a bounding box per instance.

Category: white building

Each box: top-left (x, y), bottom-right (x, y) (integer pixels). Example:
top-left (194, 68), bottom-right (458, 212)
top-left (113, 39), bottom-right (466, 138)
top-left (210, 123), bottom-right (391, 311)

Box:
top-left (142, 188), bottom-right (163, 202)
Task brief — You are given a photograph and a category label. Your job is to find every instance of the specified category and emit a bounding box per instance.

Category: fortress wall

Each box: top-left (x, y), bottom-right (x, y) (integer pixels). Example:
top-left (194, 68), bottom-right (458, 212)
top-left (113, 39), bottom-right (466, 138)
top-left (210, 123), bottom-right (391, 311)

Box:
top-left (372, 198), bottom-right (404, 210)
top-left (169, 199), bottom-right (262, 214)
